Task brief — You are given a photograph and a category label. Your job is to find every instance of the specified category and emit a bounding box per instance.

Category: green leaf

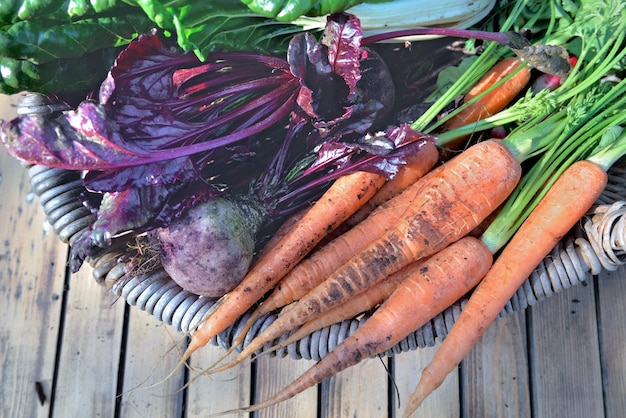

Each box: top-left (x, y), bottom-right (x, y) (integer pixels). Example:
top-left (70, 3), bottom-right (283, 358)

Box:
top-left (1, 0), bottom-right (130, 25)
top-left (1, 12), bottom-right (154, 64)
top-left (131, 0), bottom-right (305, 58)
top-left (0, 47), bottom-right (121, 94)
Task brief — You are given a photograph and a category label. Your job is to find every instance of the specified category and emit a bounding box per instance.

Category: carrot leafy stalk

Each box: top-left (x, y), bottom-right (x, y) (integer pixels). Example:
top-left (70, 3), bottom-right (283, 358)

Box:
top-left (431, 0), bottom-right (626, 148)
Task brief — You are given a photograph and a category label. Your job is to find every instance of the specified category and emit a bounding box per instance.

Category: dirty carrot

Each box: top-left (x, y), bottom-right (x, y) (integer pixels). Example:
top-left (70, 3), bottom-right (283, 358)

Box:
top-left (215, 139), bottom-right (521, 370)
top-left (182, 169), bottom-right (388, 361)
top-left (215, 258), bottom-right (411, 373)
top-left (206, 142), bottom-right (440, 371)
top-left (220, 236), bottom-right (492, 414)
top-left (274, 267), bottom-right (406, 351)
top-left (442, 56), bottom-right (531, 149)
top-left (403, 159), bottom-right (611, 417)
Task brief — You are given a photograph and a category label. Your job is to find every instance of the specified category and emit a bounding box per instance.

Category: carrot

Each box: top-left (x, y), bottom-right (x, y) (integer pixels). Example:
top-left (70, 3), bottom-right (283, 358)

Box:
top-left (442, 57), bottom-right (531, 149)
top-left (275, 268), bottom-right (406, 351)
top-left (215, 258), bottom-right (411, 372)
top-left (182, 169), bottom-right (388, 360)
top-left (252, 207), bottom-right (310, 263)
top-left (215, 139), bottom-right (521, 371)
top-left (403, 159), bottom-right (608, 417)
top-left (205, 142), bottom-right (440, 371)
top-left (222, 236), bottom-right (493, 414)
top-left (345, 141), bottom-right (440, 226)
top-left (253, 141), bottom-right (439, 321)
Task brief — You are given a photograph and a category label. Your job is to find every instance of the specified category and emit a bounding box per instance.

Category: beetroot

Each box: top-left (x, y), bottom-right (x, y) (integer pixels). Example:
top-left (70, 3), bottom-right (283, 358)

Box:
top-left (149, 196), bottom-right (265, 298)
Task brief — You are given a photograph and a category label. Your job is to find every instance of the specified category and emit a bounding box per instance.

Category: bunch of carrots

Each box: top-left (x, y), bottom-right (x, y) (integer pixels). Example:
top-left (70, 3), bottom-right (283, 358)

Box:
top-left (158, 1), bottom-right (626, 416)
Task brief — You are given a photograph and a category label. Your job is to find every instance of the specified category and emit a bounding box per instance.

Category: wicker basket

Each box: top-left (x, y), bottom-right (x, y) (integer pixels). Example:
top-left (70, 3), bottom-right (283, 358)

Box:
top-left (19, 95), bottom-right (626, 362)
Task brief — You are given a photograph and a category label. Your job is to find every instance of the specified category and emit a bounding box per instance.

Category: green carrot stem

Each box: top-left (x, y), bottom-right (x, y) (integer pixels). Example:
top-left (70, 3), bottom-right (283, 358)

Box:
top-left (431, 61), bottom-right (531, 144)
top-left (481, 110), bottom-right (626, 254)
top-left (410, 0), bottom-right (538, 132)
top-left (587, 129), bottom-right (626, 172)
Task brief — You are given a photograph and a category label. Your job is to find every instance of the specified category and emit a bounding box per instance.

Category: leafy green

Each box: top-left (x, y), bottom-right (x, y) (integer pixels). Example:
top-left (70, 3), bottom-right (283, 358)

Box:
top-left (239, 0), bottom-right (365, 22)
top-left (1, 0), bottom-right (128, 25)
top-left (1, 0), bottom-right (307, 94)
top-left (129, 0), bottom-right (303, 59)
top-left (0, 12), bottom-right (152, 64)
top-left (0, 47), bottom-right (122, 94)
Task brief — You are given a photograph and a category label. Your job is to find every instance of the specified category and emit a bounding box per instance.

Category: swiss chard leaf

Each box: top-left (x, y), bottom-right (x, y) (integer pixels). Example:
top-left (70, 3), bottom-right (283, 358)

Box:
top-left (1, 0), bottom-right (126, 25)
top-left (1, 0), bottom-right (306, 94)
top-left (0, 13), bottom-right (154, 64)
top-left (129, 0), bottom-right (304, 59)
top-left (240, 0), bottom-right (366, 21)
top-left (0, 47), bottom-right (123, 96)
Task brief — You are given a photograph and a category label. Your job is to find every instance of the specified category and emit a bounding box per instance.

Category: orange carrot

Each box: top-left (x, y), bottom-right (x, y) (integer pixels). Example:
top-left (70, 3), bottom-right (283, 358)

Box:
top-left (252, 207), bottom-right (310, 264)
top-left (404, 159), bottom-right (608, 417)
top-left (216, 139), bottom-right (521, 370)
top-left (275, 268), bottom-right (405, 350)
top-left (442, 57), bottom-right (531, 149)
top-left (345, 141), bottom-right (440, 226)
top-left (214, 258), bottom-right (412, 373)
top-left (182, 169), bottom-right (388, 360)
top-left (222, 236), bottom-right (492, 414)
top-left (203, 142), bottom-right (440, 372)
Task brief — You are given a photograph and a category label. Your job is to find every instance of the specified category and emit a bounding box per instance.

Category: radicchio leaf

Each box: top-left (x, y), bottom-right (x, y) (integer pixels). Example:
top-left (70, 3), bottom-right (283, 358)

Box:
top-left (101, 32), bottom-right (298, 153)
top-left (303, 123), bottom-right (435, 178)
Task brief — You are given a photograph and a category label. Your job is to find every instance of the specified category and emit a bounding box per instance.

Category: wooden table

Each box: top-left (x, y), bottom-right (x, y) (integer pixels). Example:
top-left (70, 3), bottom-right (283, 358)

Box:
top-left (2, 95), bottom-right (625, 418)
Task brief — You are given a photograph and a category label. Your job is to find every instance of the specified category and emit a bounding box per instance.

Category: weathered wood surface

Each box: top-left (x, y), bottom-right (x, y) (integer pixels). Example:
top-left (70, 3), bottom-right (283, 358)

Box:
top-left (2, 96), bottom-right (626, 417)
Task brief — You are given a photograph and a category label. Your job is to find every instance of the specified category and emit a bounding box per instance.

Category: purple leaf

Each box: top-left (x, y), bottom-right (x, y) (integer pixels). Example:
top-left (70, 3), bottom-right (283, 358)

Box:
top-left (322, 13), bottom-right (363, 99)
top-left (1, 103), bottom-right (146, 170)
top-left (287, 32), bottom-right (349, 121)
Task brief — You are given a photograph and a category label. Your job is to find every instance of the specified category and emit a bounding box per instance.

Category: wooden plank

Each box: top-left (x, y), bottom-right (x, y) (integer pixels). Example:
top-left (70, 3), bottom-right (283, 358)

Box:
top-left (596, 267), bottom-right (626, 417)
top-left (392, 344), bottom-right (460, 418)
top-left (253, 354), bottom-right (318, 418)
top-left (118, 309), bottom-right (186, 417)
top-left (320, 356), bottom-right (389, 418)
top-left (187, 343), bottom-right (253, 417)
top-left (51, 267), bottom-right (126, 418)
top-left (0, 144), bottom-right (68, 418)
top-left (528, 281), bottom-right (604, 418)
top-left (461, 309), bottom-right (530, 418)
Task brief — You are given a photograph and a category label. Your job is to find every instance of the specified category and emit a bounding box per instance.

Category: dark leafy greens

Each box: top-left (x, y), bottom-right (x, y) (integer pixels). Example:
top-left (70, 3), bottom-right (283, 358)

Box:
top-left (1, 0), bottom-right (127, 23)
top-left (0, 14), bottom-right (150, 64)
top-left (2, 14), bottom-right (434, 272)
top-left (0, 10), bottom-right (155, 94)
